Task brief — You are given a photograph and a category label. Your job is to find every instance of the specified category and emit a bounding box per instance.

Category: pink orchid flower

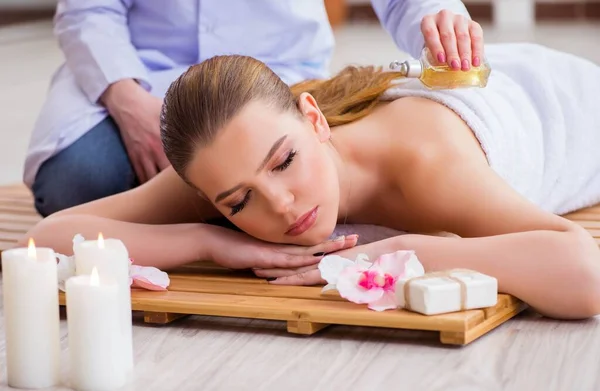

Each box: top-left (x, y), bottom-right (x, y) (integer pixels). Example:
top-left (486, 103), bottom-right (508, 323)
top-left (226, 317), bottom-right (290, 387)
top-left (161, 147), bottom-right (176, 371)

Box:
top-left (335, 251), bottom-right (423, 311)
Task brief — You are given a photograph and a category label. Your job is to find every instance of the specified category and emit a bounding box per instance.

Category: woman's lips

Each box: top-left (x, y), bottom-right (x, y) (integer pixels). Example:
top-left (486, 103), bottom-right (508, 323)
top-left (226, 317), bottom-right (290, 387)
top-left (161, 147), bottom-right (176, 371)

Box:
top-left (285, 206), bottom-right (318, 236)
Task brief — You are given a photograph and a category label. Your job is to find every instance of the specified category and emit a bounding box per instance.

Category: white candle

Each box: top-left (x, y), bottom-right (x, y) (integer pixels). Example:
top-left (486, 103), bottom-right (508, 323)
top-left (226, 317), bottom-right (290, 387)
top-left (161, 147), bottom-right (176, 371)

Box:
top-left (66, 268), bottom-right (127, 391)
top-left (73, 233), bottom-right (134, 373)
top-left (1, 239), bottom-right (60, 388)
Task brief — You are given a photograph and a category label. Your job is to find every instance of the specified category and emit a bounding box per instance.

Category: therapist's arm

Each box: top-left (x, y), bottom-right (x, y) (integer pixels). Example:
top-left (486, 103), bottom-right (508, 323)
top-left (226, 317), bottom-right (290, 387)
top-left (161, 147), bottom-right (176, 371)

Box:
top-left (53, 0), bottom-right (151, 103)
top-left (371, 0), bottom-right (483, 70)
top-left (54, 0), bottom-right (169, 183)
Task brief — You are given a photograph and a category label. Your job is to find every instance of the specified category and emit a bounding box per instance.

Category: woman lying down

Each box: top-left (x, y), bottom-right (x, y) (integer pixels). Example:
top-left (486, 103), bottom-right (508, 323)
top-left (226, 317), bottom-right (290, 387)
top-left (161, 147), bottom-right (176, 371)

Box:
top-left (24, 42), bottom-right (600, 319)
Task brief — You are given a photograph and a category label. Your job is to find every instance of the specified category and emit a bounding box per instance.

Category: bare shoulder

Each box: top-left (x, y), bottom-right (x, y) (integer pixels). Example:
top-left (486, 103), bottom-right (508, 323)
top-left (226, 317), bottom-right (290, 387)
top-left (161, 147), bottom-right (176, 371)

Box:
top-left (54, 167), bottom-right (221, 225)
top-left (375, 96), bottom-right (489, 184)
top-left (374, 97), bottom-right (488, 174)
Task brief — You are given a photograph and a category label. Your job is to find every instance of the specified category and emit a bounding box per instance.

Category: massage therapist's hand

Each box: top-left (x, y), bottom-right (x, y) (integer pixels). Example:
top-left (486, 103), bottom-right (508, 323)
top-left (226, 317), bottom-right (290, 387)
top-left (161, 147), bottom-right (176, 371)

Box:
top-left (207, 225), bottom-right (358, 270)
top-left (258, 237), bottom-right (399, 286)
top-left (101, 79), bottom-right (170, 184)
top-left (421, 9), bottom-right (484, 71)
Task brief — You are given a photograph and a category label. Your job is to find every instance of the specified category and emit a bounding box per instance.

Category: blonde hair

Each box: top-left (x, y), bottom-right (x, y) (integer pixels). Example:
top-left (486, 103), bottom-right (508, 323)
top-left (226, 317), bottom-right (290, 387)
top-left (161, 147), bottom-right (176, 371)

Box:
top-left (290, 66), bottom-right (401, 126)
top-left (160, 55), bottom-right (401, 179)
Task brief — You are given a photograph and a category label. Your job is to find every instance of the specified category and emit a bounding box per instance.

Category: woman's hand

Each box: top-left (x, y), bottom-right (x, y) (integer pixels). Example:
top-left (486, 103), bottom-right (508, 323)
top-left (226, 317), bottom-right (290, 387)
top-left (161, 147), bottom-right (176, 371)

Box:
top-left (420, 10), bottom-right (484, 71)
top-left (258, 236), bottom-right (400, 285)
top-left (206, 225), bottom-right (359, 270)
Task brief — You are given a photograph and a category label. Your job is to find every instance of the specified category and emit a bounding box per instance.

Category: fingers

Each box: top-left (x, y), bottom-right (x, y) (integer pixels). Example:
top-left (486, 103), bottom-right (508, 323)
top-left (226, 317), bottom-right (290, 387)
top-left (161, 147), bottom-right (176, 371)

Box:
top-left (141, 156), bottom-right (158, 184)
top-left (157, 157), bottom-right (170, 172)
top-left (255, 234), bottom-right (359, 269)
top-left (454, 15), bottom-right (471, 71)
top-left (154, 144), bottom-right (171, 171)
top-left (308, 234), bottom-right (359, 256)
top-left (469, 21), bottom-right (484, 67)
top-left (254, 252), bottom-right (319, 270)
top-left (268, 269), bottom-right (323, 286)
top-left (151, 131), bottom-right (170, 172)
top-left (423, 11), bottom-right (485, 71)
top-left (253, 264), bottom-right (317, 279)
top-left (436, 10), bottom-right (460, 70)
top-left (420, 15), bottom-right (445, 64)
top-left (131, 156), bottom-right (148, 184)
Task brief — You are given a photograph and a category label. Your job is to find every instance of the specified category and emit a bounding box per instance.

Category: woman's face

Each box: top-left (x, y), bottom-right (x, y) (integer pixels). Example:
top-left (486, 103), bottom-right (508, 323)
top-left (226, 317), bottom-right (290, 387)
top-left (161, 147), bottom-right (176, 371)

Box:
top-left (186, 96), bottom-right (341, 245)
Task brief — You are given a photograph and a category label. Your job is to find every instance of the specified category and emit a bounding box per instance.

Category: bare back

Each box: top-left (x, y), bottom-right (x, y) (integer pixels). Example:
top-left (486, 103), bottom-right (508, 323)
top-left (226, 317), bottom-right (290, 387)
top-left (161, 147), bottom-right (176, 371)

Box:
top-left (336, 96), bottom-right (575, 237)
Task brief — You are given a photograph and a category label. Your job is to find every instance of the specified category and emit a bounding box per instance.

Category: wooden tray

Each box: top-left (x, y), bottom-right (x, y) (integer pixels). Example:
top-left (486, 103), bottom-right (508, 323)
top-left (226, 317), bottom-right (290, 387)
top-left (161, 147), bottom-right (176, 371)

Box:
top-left (2, 184), bottom-right (597, 345)
top-left (53, 263), bottom-right (524, 345)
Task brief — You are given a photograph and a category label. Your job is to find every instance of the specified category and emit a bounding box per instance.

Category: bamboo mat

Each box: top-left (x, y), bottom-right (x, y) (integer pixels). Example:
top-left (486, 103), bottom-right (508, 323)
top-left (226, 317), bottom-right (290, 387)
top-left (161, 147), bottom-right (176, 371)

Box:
top-left (4, 183), bottom-right (597, 345)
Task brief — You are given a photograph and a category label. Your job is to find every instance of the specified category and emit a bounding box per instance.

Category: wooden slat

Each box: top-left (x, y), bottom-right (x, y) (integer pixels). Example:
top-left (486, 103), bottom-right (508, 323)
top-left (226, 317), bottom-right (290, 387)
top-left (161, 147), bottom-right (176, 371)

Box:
top-left (583, 229), bottom-right (600, 238)
top-left (0, 205), bottom-right (39, 216)
top-left (167, 261), bottom-right (267, 283)
top-left (128, 290), bottom-right (486, 333)
top-left (0, 221), bottom-right (35, 234)
top-left (0, 230), bottom-right (26, 242)
top-left (440, 299), bottom-right (527, 345)
top-left (168, 277), bottom-right (345, 301)
top-left (563, 212), bottom-right (600, 221)
top-left (0, 200), bottom-right (37, 210)
top-left (169, 260), bottom-right (232, 273)
top-left (0, 240), bottom-right (17, 252)
top-left (0, 196), bottom-right (33, 206)
top-left (0, 185), bottom-right (31, 195)
top-left (572, 220), bottom-right (600, 229)
top-left (0, 213), bottom-right (41, 224)
top-left (170, 273), bottom-right (269, 285)
top-left (571, 205), bottom-right (600, 214)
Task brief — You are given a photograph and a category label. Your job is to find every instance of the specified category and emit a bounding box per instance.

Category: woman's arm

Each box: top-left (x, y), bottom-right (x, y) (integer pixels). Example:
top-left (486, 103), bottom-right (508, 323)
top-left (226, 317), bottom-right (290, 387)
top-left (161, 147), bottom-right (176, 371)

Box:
top-left (389, 157), bottom-right (600, 320)
top-left (23, 167), bottom-right (358, 270)
top-left (21, 167), bottom-right (221, 267)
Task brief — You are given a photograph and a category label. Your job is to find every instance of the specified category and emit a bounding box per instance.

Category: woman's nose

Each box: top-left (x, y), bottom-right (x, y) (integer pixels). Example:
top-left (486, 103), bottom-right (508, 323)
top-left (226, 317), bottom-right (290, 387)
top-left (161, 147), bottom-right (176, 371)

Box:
top-left (265, 187), bottom-right (294, 215)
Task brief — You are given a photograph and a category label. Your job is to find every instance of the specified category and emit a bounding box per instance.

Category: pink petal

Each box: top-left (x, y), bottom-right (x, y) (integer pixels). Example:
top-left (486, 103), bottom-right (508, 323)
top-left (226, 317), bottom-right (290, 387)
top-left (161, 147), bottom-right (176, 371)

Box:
top-left (131, 276), bottom-right (167, 291)
top-left (129, 265), bottom-right (170, 291)
top-left (318, 254), bottom-right (355, 285)
top-left (336, 266), bottom-right (383, 304)
top-left (367, 292), bottom-right (398, 311)
top-left (374, 250), bottom-right (415, 277)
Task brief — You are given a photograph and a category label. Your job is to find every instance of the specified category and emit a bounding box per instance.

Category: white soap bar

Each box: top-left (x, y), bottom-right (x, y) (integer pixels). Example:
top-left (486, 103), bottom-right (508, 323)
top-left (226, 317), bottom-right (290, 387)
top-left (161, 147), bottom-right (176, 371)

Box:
top-left (395, 269), bottom-right (498, 315)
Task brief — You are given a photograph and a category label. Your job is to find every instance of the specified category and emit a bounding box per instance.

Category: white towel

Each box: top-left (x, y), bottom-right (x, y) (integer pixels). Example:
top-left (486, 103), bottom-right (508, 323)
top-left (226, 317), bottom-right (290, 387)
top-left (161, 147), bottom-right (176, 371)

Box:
top-left (377, 43), bottom-right (600, 216)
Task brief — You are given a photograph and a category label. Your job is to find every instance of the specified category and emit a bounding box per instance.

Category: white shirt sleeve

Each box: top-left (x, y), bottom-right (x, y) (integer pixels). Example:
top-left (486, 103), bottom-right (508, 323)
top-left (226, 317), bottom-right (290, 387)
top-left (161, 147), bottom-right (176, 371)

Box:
top-left (371, 0), bottom-right (471, 59)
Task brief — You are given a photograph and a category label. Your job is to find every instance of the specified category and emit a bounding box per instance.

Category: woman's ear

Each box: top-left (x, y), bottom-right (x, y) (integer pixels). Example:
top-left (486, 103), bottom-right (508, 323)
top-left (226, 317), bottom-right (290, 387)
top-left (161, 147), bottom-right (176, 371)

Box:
top-left (297, 92), bottom-right (331, 142)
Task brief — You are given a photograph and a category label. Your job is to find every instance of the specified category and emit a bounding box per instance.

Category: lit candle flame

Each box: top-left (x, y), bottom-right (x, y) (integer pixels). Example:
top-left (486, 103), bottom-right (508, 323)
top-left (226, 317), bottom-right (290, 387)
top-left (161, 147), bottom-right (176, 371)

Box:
top-left (90, 267), bottom-right (99, 287)
top-left (97, 232), bottom-right (105, 249)
top-left (27, 238), bottom-right (36, 260)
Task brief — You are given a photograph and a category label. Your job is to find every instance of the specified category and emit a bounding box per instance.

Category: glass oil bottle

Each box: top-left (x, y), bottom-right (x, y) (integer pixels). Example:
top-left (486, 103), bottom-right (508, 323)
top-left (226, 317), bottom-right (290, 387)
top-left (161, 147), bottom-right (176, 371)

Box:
top-left (389, 47), bottom-right (491, 90)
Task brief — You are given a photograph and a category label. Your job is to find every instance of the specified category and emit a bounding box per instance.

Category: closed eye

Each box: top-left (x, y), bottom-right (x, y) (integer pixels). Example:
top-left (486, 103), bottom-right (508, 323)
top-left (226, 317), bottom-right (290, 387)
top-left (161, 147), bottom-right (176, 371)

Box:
top-left (228, 150), bottom-right (296, 216)
top-left (229, 191), bottom-right (251, 216)
top-left (274, 150), bottom-right (296, 172)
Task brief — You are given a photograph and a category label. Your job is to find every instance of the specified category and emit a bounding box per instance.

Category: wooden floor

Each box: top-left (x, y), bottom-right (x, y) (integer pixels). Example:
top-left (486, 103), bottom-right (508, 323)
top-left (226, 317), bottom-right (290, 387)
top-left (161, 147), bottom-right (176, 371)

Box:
top-left (1, 185), bottom-right (600, 390)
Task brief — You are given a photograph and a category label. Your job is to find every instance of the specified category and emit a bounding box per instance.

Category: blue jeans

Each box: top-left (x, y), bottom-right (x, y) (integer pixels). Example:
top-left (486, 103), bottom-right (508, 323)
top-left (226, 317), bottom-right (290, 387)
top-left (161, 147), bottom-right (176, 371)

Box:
top-left (32, 117), bottom-right (138, 217)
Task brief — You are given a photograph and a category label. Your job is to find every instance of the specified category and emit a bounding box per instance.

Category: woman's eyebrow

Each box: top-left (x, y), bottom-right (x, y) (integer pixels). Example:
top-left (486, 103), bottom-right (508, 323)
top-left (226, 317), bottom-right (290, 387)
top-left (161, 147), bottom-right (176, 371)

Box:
top-left (255, 135), bottom-right (288, 173)
top-left (214, 135), bottom-right (288, 203)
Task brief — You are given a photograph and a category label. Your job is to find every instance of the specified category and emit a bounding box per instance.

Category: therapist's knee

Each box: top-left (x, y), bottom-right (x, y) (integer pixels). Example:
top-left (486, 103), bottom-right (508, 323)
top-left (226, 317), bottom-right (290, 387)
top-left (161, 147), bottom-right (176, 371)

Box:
top-left (31, 118), bottom-right (137, 217)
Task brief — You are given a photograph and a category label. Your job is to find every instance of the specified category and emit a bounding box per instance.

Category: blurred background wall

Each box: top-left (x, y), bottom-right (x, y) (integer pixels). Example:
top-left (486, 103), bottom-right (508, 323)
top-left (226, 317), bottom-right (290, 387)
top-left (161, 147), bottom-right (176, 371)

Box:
top-left (0, 0), bottom-right (598, 186)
